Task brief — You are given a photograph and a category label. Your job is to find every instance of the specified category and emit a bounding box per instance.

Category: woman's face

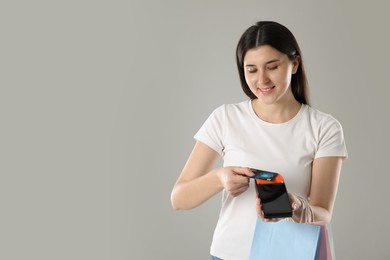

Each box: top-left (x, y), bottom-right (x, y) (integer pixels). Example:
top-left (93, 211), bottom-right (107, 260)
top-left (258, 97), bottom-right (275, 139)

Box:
top-left (243, 45), bottom-right (299, 105)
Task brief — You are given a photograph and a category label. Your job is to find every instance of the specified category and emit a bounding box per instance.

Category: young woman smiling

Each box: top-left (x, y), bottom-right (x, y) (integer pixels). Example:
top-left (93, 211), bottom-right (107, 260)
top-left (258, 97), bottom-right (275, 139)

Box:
top-left (171, 21), bottom-right (348, 260)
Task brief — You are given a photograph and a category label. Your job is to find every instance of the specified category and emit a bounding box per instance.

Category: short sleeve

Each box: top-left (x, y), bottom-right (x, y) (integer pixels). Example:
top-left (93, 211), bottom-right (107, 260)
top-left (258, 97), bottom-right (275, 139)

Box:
top-left (315, 115), bottom-right (348, 160)
top-left (193, 105), bottom-right (225, 155)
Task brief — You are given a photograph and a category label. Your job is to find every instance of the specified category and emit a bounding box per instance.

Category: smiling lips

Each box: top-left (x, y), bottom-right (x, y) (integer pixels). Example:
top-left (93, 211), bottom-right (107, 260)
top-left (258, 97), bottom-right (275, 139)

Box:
top-left (258, 86), bottom-right (275, 94)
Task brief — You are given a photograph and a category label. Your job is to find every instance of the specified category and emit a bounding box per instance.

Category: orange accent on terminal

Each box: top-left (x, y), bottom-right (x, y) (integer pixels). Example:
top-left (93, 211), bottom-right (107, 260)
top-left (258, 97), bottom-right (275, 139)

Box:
top-left (255, 173), bottom-right (284, 185)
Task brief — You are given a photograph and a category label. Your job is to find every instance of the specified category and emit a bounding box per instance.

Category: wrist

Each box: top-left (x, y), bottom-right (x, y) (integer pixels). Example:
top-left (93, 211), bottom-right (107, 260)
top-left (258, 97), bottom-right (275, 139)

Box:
top-left (213, 167), bottom-right (225, 190)
top-left (292, 196), bottom-right (314, 223)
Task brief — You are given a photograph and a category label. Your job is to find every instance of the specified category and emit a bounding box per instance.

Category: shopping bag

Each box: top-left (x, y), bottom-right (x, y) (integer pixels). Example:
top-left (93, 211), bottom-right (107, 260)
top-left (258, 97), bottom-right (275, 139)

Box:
top-left (309, 221), bottom-right (335, 260)
top-left (249, 219), bottom-right (333, 260)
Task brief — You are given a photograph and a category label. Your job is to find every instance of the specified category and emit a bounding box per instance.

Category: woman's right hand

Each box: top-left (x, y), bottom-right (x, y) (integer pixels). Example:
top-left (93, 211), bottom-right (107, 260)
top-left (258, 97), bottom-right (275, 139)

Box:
top-left (217, 167), bottom-right (254, 197)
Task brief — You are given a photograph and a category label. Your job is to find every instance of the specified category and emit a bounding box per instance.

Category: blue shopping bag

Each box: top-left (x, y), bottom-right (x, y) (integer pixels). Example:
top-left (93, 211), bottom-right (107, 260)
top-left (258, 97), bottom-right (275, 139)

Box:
top-left (249, 219), bottom-right (321, 260)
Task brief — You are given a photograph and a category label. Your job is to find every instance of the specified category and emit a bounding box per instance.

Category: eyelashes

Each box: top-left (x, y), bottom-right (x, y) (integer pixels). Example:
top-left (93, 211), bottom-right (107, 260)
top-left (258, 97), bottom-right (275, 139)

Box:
top-left (267, 66), bottom-right (278, 71)
top-left (246, 66), bottom-right (279, 74)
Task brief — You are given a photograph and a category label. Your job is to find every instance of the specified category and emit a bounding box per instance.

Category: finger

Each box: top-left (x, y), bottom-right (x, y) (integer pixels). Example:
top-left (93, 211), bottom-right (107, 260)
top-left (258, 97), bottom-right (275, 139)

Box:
top-left (227, 174), bottom-right (250, 187)
top-left (229, 183), bottom-right (250, 197)
top-left (234, 174), bottom-right (251, 184)
top-left (256, 197), bottom-right (265, 221)
top-left (288, 193), bottom-right (299, 211)
top-left (255, 197), bottom-right (279, 222)
top-left (233, 167), bottom-right (255, 177)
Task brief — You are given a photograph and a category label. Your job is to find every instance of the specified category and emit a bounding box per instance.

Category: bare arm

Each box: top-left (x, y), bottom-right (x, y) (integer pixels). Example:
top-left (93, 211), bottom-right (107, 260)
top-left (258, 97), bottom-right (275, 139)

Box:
top-left (171, 141), bottom-right (254, 210)
top-left (289, 157), bottom-right (343, 223)
top-left (306, 156), bottom-right (343, 222)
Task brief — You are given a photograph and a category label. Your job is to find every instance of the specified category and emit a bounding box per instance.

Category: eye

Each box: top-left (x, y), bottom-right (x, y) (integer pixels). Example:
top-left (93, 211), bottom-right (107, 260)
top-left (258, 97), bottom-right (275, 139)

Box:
top-left (267, 65), bottom-right (278, 71)
top-left (246, 67), bottom-right (257, 74)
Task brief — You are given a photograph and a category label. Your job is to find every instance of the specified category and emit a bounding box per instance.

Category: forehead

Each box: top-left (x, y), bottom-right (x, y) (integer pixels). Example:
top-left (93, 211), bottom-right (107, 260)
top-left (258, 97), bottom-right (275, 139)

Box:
top-left (244, 45), bottom-right (286, 65)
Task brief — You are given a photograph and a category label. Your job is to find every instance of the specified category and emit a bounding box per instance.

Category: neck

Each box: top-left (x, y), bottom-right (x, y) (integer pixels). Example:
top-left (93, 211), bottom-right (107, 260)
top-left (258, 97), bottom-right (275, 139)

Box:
top-left (251, 97), bottom-right (302, 124)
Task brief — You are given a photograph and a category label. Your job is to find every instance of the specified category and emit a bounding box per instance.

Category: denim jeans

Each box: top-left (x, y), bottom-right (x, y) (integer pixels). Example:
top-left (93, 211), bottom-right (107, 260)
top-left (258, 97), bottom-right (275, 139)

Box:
top-left (210, 256), bottom-right (223, 260)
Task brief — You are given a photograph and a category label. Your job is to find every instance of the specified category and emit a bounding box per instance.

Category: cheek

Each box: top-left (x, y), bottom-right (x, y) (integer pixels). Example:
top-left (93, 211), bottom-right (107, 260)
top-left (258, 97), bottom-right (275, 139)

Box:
top-left (244, 74), bottom-right (254, 87)
top-left (244, 72), bottom-right (259, 85)
top-left (274, 70), bottom-right (293, 86)
top-left (279, 74), bottom-right (291, 85)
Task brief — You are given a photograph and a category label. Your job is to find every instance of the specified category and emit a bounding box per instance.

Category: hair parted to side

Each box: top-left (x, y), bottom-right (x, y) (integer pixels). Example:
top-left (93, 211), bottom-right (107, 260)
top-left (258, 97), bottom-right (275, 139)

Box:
top-left (236, 21), bottom-right (310, 105)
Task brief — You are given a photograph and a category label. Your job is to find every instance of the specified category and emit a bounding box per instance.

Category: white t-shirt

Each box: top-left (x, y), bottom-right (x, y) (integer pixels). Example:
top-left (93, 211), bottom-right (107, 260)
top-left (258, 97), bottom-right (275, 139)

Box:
top-left (194, 100), bottom-right (348, 260)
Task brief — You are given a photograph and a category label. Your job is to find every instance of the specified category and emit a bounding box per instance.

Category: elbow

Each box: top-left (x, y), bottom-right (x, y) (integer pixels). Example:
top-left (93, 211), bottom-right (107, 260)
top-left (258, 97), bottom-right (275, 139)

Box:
top-left (312, 205), bottom-right (333, 223)
top-left (171, 202), bottom-right (183, 211)
top-left (171, 197), bottom-right (181, 210)
top-left (319, 214), bottom-right (332, 224)
top-left (170, 188), bottom-right (184, 210)
top-left (170, 186), bottom-right (194, 210)
top-left (323, 211), bottom-right (333, 224)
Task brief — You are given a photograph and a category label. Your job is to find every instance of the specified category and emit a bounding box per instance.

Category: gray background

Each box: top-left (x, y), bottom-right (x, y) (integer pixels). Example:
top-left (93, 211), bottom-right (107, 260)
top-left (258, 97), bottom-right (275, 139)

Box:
top-left (1, 0), bottom-right (389, 259)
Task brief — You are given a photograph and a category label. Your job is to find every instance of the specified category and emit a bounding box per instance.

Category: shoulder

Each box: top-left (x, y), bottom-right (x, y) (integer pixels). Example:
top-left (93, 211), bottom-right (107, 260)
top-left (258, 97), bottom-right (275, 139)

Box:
top-left (304, 105), bottom-right (343, 128)
top-left (303, 106), bottom-right (345, 140)
top-left (212, 100), bottom-right (251, 116)
top-left (304, 106), bottom-right (348, 158)
top-left (199, 100), bottom-right (250, 128)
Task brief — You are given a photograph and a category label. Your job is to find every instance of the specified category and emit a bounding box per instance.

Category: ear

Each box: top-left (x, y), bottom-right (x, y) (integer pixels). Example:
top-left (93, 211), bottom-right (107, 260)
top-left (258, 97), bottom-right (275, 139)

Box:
top-left (292, 55), bottom-right (300, 74)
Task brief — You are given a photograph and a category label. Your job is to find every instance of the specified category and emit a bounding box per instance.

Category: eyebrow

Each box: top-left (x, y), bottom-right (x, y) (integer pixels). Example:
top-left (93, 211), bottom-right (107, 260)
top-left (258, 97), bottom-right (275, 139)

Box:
top-left (244, 58), bottom-right (280, 67)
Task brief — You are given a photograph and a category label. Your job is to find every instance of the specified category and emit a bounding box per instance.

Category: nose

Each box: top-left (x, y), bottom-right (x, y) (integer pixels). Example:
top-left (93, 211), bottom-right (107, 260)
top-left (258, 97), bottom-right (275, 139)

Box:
top-left (255, 70), bottom-right (270, 85)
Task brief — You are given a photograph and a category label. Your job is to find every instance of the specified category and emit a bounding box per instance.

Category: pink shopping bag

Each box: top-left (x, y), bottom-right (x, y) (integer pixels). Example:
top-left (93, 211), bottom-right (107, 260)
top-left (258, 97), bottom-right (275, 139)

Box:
top-left (309, 221), bottom-right (334, 260)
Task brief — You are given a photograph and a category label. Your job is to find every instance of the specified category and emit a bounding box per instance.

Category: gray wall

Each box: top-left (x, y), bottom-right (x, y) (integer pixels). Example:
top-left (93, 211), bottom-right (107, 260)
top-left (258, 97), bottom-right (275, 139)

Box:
top-left (2, 0), bottom-right (389, 259)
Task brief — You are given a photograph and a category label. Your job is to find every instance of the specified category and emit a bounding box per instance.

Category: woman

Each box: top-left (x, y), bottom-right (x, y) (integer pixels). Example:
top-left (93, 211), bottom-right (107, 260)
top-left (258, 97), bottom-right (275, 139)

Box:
top-left (171, 21), bottom-right (347, 260)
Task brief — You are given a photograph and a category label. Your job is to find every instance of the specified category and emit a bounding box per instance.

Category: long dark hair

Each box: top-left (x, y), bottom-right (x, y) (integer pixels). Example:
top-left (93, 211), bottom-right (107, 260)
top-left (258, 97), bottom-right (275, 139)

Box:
top-left (236, 21), bottom-right (309, 105)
